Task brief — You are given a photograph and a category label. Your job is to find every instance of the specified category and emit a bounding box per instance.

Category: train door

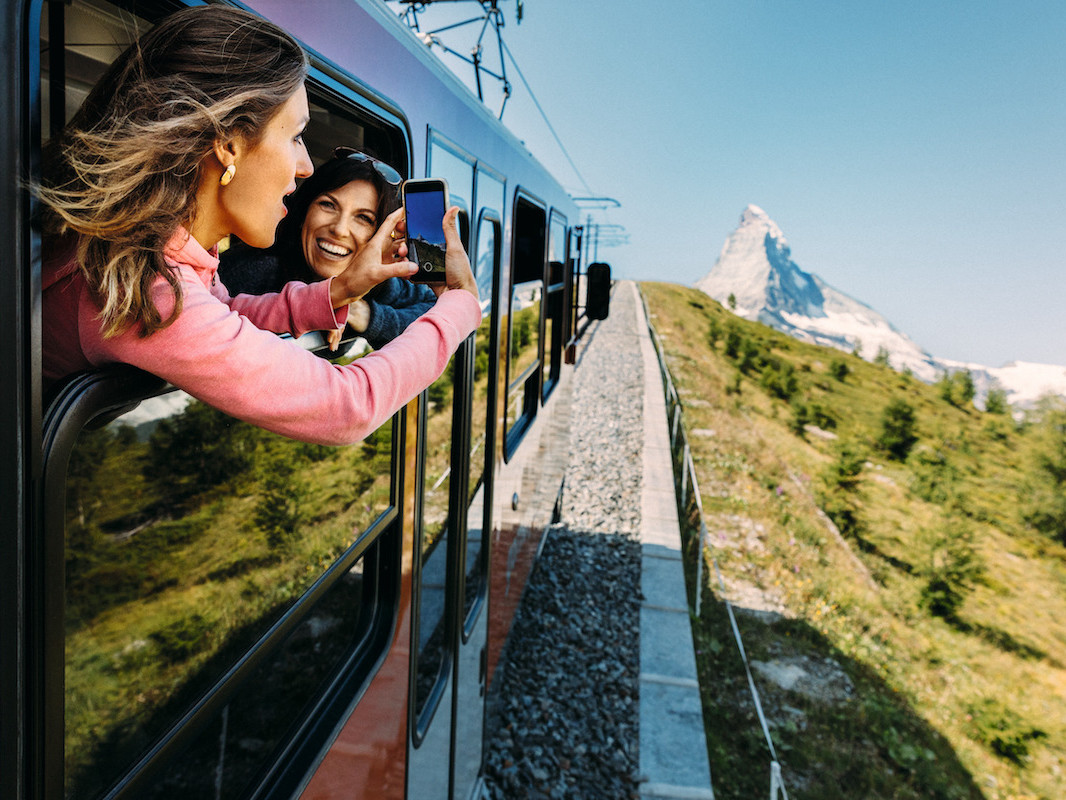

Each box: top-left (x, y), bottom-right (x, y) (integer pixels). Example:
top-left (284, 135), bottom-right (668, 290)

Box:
top-left (408, 134), bottom-right (497, 800)
top-left (451, 168), bottom-right (505, 800)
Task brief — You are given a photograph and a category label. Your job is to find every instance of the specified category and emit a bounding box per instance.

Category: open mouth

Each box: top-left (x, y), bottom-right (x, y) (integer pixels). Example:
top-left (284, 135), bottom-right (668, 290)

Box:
top-left (316, 239), bottom-right (351, 258)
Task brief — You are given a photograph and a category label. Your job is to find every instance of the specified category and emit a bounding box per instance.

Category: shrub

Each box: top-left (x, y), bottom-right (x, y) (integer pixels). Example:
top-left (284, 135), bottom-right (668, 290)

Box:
top-left (967, 698), bottom-right (1047, 765)
top-left (760, 359), bottom-right (799, 401)
top-left (878, 398), bottom-right (918, 461)
top-left (984, 387), bottom-right (1009, 415)
top-left (829, 358), bottom-right (849, 382)
top-left (918, 520), bottom-right (983, 620)
top-left (1022, 406), bottom-right (1066, 544)
top-left (818, 442), bottom-right (866, 537)
top-left (254, 460), bottom-right (302, 551)
top-left (150, 613), bottom-right (214, 663)
top-left (937, 370), bottom-right (976, 409)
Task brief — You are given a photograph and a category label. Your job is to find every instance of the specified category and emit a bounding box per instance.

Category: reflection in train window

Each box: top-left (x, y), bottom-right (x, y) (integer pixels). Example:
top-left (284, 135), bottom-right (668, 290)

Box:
top-left (465, 215), bottom-right (500, 626)
top-left (62, 393), bottom-right (395, 798)
top-left (475, 168), bottom-right (506, 302)
top-left (543, 213), bottom-right (568, 400)
top-left (414, 356), bottom-right (456, 729)
top-left (40, 0), bottom-right (405, 174)
top-left (504, 196), bottom-right (546, 457)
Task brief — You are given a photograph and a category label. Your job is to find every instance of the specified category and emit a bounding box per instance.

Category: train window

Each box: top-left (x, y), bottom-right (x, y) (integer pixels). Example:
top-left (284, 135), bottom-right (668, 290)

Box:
top-left (464, 213), bottom-right (501, 627)
top-left (504, 196), bottom-right (546, 457)
top-left (542, 213), bottom-right (568, 400)
top-left (475, 168), bottom-right (506, 302)
top-left (39, 1), bottom-right (412, 795)
top-left (59, 388), bottom-right (398, 798)
top-left (430, 137), bottom-right (474, 217)
top-left (413, 355), bottom-right (457, 734)
top-left (569, 227), bottom-right (584, 345)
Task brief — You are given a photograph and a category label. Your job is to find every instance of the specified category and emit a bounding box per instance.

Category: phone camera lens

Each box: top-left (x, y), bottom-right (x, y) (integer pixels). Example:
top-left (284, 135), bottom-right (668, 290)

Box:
top-left (422, 262), bottom-right (433, 272)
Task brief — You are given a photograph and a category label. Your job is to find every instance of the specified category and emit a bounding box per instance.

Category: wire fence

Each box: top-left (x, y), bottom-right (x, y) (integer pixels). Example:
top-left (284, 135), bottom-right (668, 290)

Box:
top-left (638, 287), bottom-right (790, 800)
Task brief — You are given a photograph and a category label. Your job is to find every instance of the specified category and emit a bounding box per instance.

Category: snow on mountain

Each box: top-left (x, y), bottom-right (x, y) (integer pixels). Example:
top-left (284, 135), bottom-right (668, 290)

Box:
top-left (697, 205), bottom-right (941, 381)
top-left (695, 205), bottom-right (1066, 408)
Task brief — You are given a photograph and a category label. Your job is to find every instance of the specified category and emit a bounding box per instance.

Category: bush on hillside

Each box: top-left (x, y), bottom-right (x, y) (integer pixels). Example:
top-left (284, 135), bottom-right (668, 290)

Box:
top-left (878, 399), bottom-right (919, 461)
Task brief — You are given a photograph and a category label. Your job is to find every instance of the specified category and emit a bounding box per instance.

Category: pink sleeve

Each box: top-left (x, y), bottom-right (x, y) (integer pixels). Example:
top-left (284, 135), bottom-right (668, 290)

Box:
top-left (212, 277), bottom-right (346, 335)
top-left (90, 273), bottom-right (482, 445)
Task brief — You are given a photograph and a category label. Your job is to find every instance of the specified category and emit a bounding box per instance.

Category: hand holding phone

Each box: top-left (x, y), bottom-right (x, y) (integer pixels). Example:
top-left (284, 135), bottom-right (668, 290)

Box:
top-left (402, 178), bottom-right (449, 283)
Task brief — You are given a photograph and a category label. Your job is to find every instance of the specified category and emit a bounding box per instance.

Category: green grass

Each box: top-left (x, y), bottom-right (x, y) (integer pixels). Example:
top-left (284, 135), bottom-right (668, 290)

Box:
top-left (642, 281), bottom-right (1066, 800)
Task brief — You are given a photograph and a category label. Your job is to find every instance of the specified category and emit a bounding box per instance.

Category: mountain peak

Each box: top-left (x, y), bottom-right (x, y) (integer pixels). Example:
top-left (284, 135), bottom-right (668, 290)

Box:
top-left (696, 206), bottom-right (941, 382)
top-left (738, 204), bottom-right (786, 244)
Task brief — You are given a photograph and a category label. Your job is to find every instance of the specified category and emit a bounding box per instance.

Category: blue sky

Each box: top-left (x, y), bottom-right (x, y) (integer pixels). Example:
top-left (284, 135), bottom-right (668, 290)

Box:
top-left (390, 0), bottom-right (1066, 368)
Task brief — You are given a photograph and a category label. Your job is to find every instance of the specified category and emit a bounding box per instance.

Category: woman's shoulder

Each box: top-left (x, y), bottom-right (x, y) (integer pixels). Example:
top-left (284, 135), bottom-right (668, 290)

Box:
top-left (217, 241), bottom-right (287, 295)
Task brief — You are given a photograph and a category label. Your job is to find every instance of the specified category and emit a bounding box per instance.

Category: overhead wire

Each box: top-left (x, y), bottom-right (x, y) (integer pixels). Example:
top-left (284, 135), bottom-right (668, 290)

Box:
top-left (496, 37), bottom-right (593, 196)
top-left (391, 0), bottom-right (595, 198)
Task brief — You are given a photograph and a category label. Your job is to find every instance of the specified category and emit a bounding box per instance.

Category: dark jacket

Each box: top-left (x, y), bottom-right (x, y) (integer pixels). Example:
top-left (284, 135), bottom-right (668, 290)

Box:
top-left (218, 244), bottom-right (434, 350)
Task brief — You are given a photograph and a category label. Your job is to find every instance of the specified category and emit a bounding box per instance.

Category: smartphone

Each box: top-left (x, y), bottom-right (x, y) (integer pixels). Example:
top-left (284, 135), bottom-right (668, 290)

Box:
top-left (402, 178), bottom-right (449, 283)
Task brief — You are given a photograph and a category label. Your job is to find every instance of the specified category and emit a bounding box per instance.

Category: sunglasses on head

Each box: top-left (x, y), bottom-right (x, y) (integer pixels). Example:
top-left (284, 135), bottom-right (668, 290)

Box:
top-left (331, 147), bottom-right (403, 186)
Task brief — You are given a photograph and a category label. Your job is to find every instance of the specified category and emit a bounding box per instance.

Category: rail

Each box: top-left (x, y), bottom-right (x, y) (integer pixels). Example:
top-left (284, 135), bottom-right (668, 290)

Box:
top-left (636, 286), bottom-right (790, 800)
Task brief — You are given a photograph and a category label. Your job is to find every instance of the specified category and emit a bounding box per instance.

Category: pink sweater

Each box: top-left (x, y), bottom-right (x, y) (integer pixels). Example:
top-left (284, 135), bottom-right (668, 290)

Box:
top-left (42, 229), bottom-right (483, 445)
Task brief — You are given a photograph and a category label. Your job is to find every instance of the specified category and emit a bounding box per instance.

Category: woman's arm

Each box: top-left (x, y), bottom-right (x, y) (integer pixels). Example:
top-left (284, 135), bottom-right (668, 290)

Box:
top-left (90, 274), bottom-right (481, 445)
top-left (216, 278), bottom-right (346, 336)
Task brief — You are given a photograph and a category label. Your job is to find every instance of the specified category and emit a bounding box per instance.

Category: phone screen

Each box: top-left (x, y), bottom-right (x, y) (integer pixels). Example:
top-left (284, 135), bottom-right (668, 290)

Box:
top-left (404, 179), bottom-right (448, 282)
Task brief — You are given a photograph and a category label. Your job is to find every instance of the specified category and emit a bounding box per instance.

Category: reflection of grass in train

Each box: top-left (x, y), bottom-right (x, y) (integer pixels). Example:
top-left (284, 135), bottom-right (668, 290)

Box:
top-left (506, 301), bottom-right (541, 424)
top-left (422, 360), bottom-right (453, 554)
top-left (421, 313), bottom-right (498, 557)
top-left (63, 404), bottom-right (392, 792)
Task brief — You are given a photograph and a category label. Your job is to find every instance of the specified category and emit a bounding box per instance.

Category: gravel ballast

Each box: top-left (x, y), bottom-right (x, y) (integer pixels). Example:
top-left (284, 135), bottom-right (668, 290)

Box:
top-left (483, 285), bottom-right (645, 799)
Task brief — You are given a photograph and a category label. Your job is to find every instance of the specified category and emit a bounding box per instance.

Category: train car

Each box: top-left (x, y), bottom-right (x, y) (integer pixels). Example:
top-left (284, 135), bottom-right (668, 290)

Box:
top-left (0, 1), bottom-right (608, 798)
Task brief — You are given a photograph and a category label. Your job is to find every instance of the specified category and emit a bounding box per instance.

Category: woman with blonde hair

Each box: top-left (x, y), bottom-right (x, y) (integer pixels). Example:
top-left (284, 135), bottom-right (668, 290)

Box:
top-left (39, 5), bottom-right (480, 445)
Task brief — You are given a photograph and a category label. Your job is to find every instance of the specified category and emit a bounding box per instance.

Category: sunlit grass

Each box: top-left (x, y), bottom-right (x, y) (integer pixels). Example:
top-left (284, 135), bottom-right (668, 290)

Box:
top-left (642, 281), bottom-right (1066, 800)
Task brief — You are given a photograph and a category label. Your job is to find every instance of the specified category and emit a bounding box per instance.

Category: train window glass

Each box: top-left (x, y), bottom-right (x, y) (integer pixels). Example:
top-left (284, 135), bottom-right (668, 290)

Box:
top-left (413, 356), bottom-right (456, 728)
top-left (504, 197), bottom-right (546, 455)
top-left (512, 197), bottom-right (546, 285)
top-left (570, 228), bottom-right (583, 340)
top-left (475, 168), bottom-right (506, 302)
top-left (542, 214), bottom-right (568, 400)
top-left (39, 2), bottom-right (412, 793)
top-left (62, 392), bottom-right (395, 797)
top-left (39, 0), bottom-right (146, 142)
top-left (464, 215), bottom-right (500, 626)
top-left (429, 137), bottom-right (475, 223)
top-left (98, 546), bottom-right (381, 800)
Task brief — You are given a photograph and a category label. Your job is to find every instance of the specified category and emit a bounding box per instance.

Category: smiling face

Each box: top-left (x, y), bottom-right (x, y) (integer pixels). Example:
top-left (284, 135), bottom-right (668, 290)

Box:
top-left (213, 85), bottom-right (314, 249)
top-left (300, 179), bottom-right (381, 279)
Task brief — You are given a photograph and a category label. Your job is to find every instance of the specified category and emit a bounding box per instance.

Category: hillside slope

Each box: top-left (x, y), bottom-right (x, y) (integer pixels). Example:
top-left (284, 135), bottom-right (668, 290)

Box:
top-left (640, 281), bottom-right (1065, 800)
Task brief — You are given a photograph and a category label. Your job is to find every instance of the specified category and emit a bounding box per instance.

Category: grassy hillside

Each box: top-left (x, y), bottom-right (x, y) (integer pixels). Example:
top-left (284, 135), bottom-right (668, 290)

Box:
top-left (640, 281), bottom-right (1066, 800)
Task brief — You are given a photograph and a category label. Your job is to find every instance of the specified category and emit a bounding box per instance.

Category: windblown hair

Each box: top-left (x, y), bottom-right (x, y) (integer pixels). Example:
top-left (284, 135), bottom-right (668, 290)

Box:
top-left (37, 5), bottom-right (308, 337)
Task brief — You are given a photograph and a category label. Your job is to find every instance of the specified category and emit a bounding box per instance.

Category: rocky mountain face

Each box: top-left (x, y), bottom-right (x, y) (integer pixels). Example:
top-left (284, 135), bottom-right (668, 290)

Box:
top-left (696, 205), bottom-right (1066, 408)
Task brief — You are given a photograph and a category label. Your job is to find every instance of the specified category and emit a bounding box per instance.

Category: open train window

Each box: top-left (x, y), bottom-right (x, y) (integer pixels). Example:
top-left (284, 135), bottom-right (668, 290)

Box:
top-left (35, 2), bottom-right (411, 797)
top-left (503, 194), bottom-right (546, 459)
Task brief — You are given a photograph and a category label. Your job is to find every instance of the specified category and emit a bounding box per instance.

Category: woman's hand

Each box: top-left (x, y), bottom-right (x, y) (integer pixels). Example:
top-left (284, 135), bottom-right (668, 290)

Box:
top-left (329, 206), bottom-right (416, 309)
top-left (430, 206), bottom-right (478, 301)
top-left (327, 300), bottom-right (373, 352)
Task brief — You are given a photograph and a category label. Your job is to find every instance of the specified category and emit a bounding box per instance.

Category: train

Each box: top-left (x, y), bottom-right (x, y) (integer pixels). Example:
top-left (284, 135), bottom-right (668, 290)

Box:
top-left (0, 1), bottom-right (611, 798)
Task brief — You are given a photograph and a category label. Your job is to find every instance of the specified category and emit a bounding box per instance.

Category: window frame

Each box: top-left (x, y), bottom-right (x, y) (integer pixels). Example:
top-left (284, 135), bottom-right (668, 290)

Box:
top-left (541, 210), bottom-right (568, 401)
top-left (462, 209), bottom-right (502, 638)
top-left (503, 191), bottom-right (547, 461)
top-left (28, 2), bottom-right (416, 795)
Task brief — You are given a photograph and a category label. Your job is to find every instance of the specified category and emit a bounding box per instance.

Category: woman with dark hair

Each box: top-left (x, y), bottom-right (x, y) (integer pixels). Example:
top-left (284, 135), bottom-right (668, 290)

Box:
top-left (220, 147), bottom-right (436, 350)
top-left (38, 5), bottom-right (480, 446)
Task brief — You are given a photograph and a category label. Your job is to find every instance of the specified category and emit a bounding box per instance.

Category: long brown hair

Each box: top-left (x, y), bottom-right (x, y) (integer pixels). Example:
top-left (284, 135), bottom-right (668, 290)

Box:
top-left (38, 5), bottom-right (308, 337)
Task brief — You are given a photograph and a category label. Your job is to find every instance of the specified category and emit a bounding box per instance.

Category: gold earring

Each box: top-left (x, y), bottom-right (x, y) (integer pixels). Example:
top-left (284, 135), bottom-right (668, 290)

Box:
top-left (220, 165), bottom-right (236, 186)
